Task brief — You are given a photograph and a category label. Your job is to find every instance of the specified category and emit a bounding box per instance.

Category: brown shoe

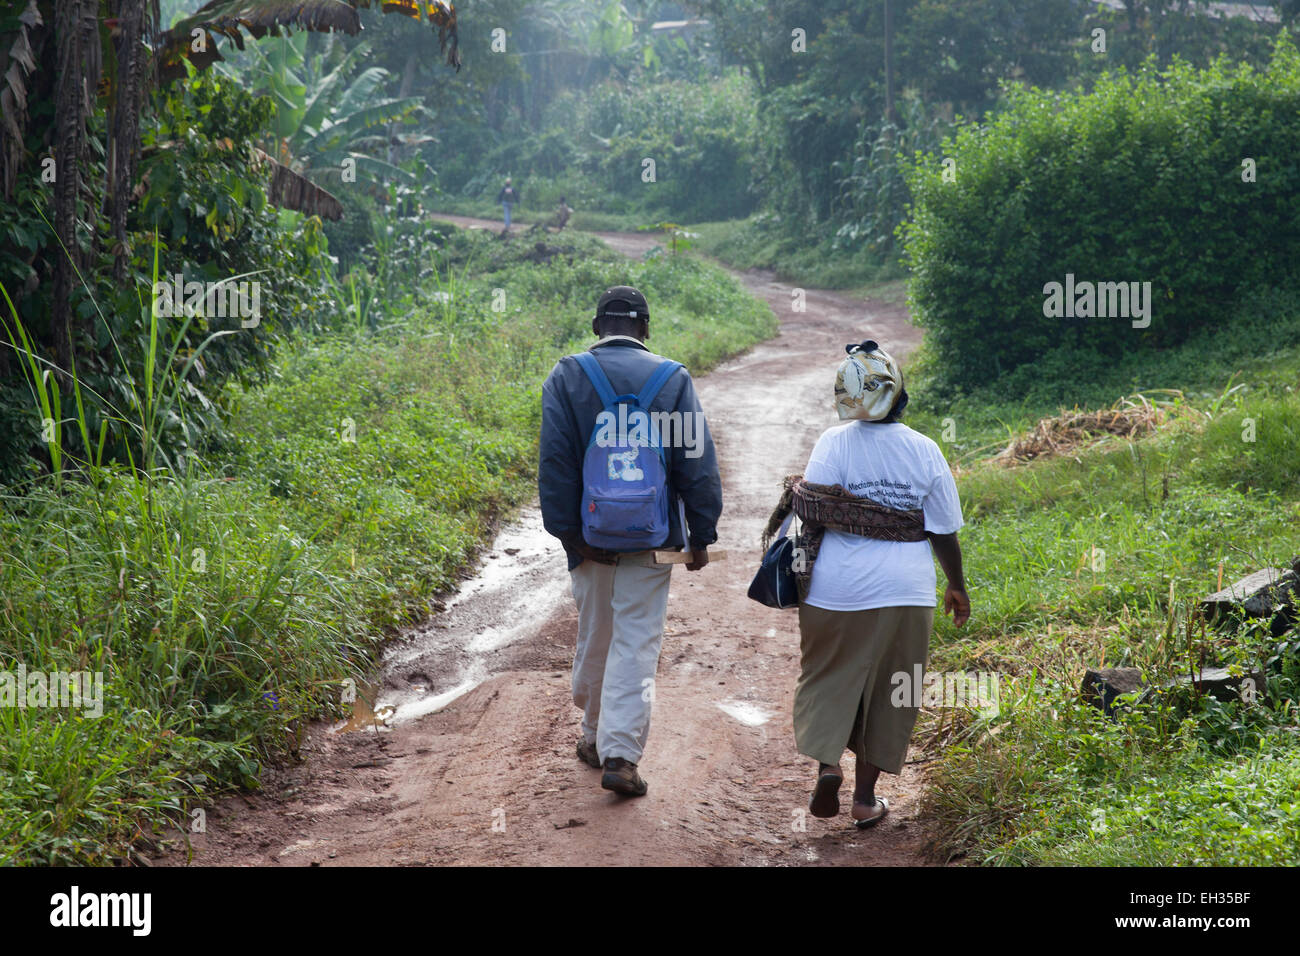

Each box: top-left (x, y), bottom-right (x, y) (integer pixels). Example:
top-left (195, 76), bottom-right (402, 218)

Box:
top-left (600, 757), bottom-right (648, 797)
top-left (576, 738), bottom-right (601, 769)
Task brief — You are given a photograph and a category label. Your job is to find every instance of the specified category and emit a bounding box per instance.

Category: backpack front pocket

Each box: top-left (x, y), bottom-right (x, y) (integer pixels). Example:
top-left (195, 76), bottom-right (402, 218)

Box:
top-left (586, 492), bottom-right (662, 538)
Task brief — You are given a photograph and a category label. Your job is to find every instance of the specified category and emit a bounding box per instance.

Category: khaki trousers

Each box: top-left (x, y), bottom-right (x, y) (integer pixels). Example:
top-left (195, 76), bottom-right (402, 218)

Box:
top-left (794, 603), bottom-right (934, 775)
top-left (569, 553), bottom-right (673, 764)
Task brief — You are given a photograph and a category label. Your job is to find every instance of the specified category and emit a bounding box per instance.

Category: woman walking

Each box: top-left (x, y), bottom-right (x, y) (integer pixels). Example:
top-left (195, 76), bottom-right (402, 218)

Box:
top-left (769, 340), bottom-right (969, 828)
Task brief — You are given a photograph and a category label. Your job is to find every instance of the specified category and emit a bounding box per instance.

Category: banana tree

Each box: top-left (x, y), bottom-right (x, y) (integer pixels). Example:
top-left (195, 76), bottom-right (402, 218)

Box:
top-left (228, 31), bottom-right (431, 188)
top-left (0, 0), bottom-right (460, 382)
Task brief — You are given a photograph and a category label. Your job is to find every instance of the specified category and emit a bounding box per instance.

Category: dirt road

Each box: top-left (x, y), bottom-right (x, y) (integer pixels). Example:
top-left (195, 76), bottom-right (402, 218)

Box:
top-left (162, 215), bottom-right (930, 867)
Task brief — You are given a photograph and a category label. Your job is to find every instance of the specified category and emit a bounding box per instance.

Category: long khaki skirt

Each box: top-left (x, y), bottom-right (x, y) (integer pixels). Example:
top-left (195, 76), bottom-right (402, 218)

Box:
top-left (793, 603), bottom-right (934, 775)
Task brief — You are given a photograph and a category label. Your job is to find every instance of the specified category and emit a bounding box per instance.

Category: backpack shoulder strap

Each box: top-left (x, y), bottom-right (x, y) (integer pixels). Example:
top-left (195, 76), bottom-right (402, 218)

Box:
top-left (637, 359), bottom-right (683, 409)
top-left (573, 352), bottom-right (618, 408)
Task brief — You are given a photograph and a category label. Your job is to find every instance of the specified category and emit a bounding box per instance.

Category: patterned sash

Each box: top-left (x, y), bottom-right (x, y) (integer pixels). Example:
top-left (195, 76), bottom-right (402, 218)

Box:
top-left (760, 475), bottom-right (927, 602)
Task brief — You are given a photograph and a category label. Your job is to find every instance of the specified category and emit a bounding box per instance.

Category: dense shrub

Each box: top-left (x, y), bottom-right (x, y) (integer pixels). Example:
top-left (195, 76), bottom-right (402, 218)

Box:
top-left (902, 35), bottom-right (1300, 389)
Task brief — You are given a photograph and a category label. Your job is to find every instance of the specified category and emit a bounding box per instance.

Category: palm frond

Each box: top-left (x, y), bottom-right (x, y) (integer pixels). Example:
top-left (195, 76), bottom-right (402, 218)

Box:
top-left (308, 149), bottom-right (416, 185)
top-left (297, 96), bottom-right (426, 152)
top-left (155, 0), bottom-right (459, 83)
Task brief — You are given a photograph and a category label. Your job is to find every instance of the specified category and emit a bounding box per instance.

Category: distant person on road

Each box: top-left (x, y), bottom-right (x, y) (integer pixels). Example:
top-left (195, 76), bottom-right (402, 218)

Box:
top-left (497, 177), bottom-right (519, 230)
top-left (539, 285), bottom-right (722, 797)
top-left (767, 340), bottom-right (969, 829)
top-left (551, 195), bottom-right (572, 232)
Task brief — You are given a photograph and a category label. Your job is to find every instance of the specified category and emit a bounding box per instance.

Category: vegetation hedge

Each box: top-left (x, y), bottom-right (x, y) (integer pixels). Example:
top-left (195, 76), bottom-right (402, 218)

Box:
top-left (902, 36), bottom-right (1300, 392)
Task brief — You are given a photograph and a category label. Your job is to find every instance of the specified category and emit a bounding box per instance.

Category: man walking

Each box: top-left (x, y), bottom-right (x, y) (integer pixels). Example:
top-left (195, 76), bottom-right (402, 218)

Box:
top-left (497, 177), bottom-right (519, 230)
top-left (539, 286), bottom-right (722, 796)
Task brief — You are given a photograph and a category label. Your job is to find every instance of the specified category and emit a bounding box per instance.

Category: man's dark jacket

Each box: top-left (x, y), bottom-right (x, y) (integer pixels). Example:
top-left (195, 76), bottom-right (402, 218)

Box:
top-left (539, 337), bottom-right (723, 571)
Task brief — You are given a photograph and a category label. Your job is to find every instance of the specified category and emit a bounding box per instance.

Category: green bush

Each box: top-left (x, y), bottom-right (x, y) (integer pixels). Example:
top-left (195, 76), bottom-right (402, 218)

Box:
top-left (321, 192), bottom-right (379, 275)
top-left (902, 35), bottom-right (1300, 390)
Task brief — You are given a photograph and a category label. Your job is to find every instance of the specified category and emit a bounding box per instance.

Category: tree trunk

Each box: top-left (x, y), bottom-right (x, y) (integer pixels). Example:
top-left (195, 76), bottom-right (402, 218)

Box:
top-left (883, 0), bottom-right (895, 124)
top-left (1124, 0), bottom-right (1141, 39)
top-left (52, 0), bottom-right (91, 378)
top-left (387, 51), bottom-right (418, 167)
top-left (108, 0), bottom-right (148, 281)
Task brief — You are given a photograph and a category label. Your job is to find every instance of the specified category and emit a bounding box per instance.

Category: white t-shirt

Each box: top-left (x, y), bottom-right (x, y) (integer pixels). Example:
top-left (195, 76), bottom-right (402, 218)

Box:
top-left (802, 421), bottom-right (964, 611)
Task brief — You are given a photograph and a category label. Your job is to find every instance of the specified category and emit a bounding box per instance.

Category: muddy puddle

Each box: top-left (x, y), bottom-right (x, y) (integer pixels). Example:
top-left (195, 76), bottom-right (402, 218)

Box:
top-left (332, 505), bottom-right (570, 732)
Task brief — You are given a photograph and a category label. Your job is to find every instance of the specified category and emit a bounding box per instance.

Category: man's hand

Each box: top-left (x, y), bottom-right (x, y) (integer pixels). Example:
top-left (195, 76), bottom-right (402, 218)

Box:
top-left (569, 539), bottom-right (617, 566)
top-left (943, 586), bottom-right (971, 628)
top-left (685, 547), bottom-right (709, 572)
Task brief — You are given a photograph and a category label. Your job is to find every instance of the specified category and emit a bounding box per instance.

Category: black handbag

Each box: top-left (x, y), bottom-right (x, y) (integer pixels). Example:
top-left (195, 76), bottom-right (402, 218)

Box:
top-left (747, 513), bottom-right (801, 609)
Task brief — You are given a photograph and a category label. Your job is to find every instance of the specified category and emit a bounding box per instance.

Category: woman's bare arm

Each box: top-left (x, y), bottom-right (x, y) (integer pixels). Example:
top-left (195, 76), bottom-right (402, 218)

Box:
top-left (926, 531), bottom-right (970, 627)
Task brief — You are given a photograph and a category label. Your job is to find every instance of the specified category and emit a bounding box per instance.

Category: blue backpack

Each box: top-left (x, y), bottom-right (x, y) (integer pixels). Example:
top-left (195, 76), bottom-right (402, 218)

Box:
top-left (574, 351), bottom-right (682, 551)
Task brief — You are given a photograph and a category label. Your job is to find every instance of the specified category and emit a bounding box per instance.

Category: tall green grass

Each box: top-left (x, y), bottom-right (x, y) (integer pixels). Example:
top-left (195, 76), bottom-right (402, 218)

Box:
top-left (687, 215), bottom-right (907, 290)
top-left (0, 242), bottom-right (372, 863)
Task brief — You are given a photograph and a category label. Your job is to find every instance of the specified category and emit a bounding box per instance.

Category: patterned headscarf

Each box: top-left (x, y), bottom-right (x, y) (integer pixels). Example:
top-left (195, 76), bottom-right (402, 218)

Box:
top-left (834, 340), bottom-right (907, 422)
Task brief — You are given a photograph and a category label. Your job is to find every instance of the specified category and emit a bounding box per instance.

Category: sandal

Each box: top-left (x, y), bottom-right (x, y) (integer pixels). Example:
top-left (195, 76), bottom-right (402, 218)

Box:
top-left (809, 766), bottom-right (844, 818)
top-left (852, 796), bottom-right (889, 829)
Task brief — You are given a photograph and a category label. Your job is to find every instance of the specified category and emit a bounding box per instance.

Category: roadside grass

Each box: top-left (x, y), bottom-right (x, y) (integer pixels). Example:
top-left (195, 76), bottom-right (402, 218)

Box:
top-left (904, 284), bottom-right (1300, 464)
top-left (566, 210), bottom-right (652, 233)
top-left (911, 293), bottom-right (1300, 864)
top-left (687, 216), bottom-right (907, 290)
top-left (427, 195), bottom-right (543, 226)
top-left (0, 226), bottom-right (776, 864)
top-left (0, 467), bottom-right (369, 864)
top-left (427, 195), bottom-right (644, 234)
top-left (854, 278), bottom-right (909, 307)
